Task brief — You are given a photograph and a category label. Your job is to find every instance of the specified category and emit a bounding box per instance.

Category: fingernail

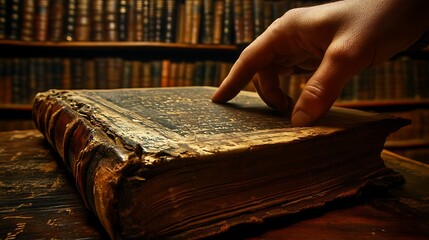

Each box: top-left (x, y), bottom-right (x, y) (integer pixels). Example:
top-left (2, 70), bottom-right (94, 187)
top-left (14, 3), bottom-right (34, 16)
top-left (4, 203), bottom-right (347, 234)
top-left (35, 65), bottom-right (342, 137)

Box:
top-left (292, 110), bottom-right (313, 127)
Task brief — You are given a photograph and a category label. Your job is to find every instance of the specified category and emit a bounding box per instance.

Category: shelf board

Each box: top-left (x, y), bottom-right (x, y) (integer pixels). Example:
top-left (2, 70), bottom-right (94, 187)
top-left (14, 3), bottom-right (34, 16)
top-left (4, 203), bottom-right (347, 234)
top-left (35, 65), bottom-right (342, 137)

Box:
top-left (0, 40), bottom-right (239, 51)
top-left (335, 99), bottom-right (429, 108)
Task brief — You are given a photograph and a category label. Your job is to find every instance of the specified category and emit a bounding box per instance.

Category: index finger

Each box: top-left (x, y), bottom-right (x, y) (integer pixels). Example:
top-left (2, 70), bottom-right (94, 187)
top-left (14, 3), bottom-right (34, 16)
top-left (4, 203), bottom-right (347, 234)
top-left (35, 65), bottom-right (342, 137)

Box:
top-left (211, 32), bottom-right (276, 103)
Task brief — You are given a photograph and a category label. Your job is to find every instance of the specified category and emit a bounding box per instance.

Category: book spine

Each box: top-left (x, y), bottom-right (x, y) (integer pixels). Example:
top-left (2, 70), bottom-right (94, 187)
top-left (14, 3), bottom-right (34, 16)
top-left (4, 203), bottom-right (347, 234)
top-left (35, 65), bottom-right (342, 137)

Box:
top-left (0, 0), bottom-right (6, 39)
top-left (121, 60), bottom-right (132, 87)
top-left (71, 58), bottom-right (84, 89)
top-left (106, 58), bottom-right (123, 88)
top-left (48, 0), bottom-right (65, 42)
top-left (201, 0), bottom-right (213, 44)
top-left (176, 61), bottom-right (185, 86)
top-left (184, 61), bottom-right (195, 86)
top-left (142, 61), bottom-right (152, 87)
top-left (153, 0), bottom-right (165, 42)
top-left (164, 0), bottom-right (175, 43)
top-left (95, 58), bottom-right (108, 89)
top-left (7, 0), bottom-right (22, 40)
top-left (242, 0), bottom-right (254, 43)
top-left (160, 59), bottom-right (170, 87)
top-left (32, 91), bottom-right (127, 239)
top-left (126, 0), bottom-right (135, 41)
top-left (91, 0), bottom-right (104, 41)
top-left (34, 58), bottom-right (46, 93)
top-left (175, 1), bottom-right (185, 43)
top-left (262, 1), bottom-right (272, 31)
top-left (11, 58), bottom-right (21, 104)
top-left (0, 59), bottom-right (5, 104)
top-left (64, 0), bottom-right (77, 41)
top-left (190, 0), bottom-right (202, 44)
top-left (61, 58), bottom-right (72, 89)
top-left (151, 60), bottom-right (162, 87)
top-left (44, 58), bottom-right (54, 92)
top-left (105, 0), bottom-right (119, 41)
top-left (118, 0), bottom-right (129, 41)
top-left (21, 0), bottom-right (36, 41)
top-left (168, 61), bottom-right (177, 87)
top-left (252, 0), bottom-right (263, 39)
top-left (222, 0), bottom-right (232, 44)
top-left (2, 58), bottom-right (12, 104)
top-left (85, 58), bottom-right (96, 89)
top-left (75, 0), bottom-right (91, 41)
top-left (212, 0), bottom-right (224, 45)
top-left (130, 60), bottom-right (141, 87)
top-left (51, 58), bottom-right (64, 89)
top-left (142, 0), bottom-right (150, 41)
top-left (134, 0), bottom-right (143, 41)
top-left (35, 0), bottom-right (49, 41)
top-left (28, 58), bottom-right (37, 100)
top-left (193, 61), bottom-right (205, 86)
top-left (203, 60), bottom-right (215, 86)
top-left (232, 0), bottom-right (244, 44)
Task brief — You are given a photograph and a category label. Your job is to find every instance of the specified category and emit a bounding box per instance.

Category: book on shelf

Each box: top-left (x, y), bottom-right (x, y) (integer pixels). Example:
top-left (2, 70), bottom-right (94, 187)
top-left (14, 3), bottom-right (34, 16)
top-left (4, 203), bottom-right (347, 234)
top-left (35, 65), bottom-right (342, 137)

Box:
top-left (118, 0), bottom-right (129, 41)
top-left (21, 0), bottom-right (36, 41)
top-left (64, 0), bottom-right (77, 41)
top-left (7, 0), bottom-right (22, 40)
top-left (91, 0), bottom-right (104, 41)
top-left (32, 86), bottom-right (409, 239)
top-left (105, 0), bottom-right (119, 41)
top-left (35, 0), bottom-right (49, 41)
top-left (48, 0), bottom-right (65, 42)
top-left (75, 0), bottom-right (90, 41)
top-left (0, 0), bottom-right (6, 40)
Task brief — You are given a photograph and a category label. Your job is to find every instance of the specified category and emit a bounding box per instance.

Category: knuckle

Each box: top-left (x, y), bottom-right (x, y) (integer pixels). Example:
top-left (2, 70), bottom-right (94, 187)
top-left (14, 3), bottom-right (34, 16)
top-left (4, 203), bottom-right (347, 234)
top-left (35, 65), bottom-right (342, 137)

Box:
top-left (302, 81), bottom-right (325, 102)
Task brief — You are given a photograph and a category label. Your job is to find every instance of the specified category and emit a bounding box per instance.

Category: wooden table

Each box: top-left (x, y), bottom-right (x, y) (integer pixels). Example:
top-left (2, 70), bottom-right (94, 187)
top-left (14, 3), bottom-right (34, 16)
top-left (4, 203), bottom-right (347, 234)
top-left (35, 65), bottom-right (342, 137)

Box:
top-left (1, 130), bottom-right (428, 240)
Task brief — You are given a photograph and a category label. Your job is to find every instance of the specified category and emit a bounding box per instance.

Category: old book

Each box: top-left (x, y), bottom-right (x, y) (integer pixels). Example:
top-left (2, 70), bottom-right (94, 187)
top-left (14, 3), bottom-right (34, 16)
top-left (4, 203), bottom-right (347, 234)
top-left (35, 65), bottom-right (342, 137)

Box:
top-left (32, 86), bottom-right (408, 240)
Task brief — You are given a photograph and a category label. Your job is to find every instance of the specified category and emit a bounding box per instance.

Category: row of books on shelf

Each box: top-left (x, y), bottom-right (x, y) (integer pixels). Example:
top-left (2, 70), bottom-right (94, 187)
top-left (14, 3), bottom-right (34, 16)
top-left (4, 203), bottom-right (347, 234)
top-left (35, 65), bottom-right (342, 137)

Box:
top-left (0, 57), bottom-right (233, 105)
top-left (0, 0), bottom-right (322, 44)
top-left (2, 56), bottom-right (428, 106)
top-left (279, 57), bottom-right (429, 103)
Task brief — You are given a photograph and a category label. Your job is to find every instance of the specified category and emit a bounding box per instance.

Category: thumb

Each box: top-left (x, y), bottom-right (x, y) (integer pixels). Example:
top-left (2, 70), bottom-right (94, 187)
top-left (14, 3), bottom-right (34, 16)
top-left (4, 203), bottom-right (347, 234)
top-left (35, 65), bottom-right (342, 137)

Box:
top-left (291, 46), bottom-right (364, 126)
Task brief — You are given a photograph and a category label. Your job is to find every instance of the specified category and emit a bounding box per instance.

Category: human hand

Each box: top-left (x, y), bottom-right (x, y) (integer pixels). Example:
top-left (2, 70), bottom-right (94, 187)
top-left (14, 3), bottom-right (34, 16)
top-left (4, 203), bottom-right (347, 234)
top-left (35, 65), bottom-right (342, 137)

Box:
top-left (212, 0), bottom-right (429, 126)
